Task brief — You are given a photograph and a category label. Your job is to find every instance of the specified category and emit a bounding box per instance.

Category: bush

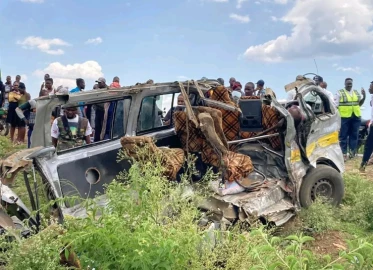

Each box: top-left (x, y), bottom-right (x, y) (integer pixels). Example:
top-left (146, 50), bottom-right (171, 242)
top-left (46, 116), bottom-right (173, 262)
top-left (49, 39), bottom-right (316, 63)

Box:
top-left (300, 198), bottom-right (337, 233)
top-left (2, 147), bottom-right (373, 269)
top-left (339, 173), bottom-right (373, 230)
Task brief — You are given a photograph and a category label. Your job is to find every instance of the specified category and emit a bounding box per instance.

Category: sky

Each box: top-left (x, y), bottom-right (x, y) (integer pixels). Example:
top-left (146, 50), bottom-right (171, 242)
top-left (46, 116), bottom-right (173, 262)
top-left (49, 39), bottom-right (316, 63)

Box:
top-left (1, 0), bottom-right (373, 119)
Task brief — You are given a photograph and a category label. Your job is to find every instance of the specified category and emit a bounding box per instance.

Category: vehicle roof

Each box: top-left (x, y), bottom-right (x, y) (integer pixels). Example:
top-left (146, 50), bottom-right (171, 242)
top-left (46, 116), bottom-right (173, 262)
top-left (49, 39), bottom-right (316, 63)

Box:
top-left (36, 80), bottom-right (219, 105)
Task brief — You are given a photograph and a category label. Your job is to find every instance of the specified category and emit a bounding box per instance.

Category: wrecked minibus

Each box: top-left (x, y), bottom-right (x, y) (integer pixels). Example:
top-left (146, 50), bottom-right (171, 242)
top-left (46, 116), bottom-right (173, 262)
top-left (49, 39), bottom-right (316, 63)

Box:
top-left (0, 75), bottom-right (344, 234)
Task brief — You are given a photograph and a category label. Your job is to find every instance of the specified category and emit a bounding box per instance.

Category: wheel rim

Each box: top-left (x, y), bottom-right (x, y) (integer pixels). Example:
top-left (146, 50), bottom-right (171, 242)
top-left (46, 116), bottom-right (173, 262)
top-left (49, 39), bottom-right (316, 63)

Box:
top-left (310, 178), bottom-right (334, 201)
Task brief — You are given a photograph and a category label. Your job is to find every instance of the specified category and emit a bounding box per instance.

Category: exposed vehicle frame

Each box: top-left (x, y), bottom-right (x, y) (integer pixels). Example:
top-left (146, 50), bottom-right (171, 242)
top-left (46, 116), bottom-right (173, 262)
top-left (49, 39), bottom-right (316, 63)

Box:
top-left (0, 76), bottom-right (345, 232)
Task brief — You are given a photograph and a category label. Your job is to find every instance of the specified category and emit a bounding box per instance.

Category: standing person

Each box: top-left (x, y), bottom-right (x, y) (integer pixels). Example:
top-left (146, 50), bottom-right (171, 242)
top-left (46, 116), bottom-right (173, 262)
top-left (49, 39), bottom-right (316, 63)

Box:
top-left (228, 77), bottom-right (236, 91)
top-left (256, 80), bottom-right (265, 97)
top-left (15, 75), bottom-right (21, 84)
top-left (319, 81), bottom-right (335, 105)
top-left (0, 79), bottom-right (4, 107)
top-left (40, 74), bottom-right (50, 93)
top-left (39, 77), bottom-right (55, 97)
top-left (232, 82), bottom-right (244, 96)
top-left (96, 77), bottom-right (108, 89)
top-left (360, 82), bottom-right (373, 172)
top-left (3, 76), bottom-right (12, 109)
top-left (87, 77), bottom-right (114, 142)
top-left (335, 78), bottom-right (366, 161)
top-left (244, 82), bottom-right (255, 96)
top-left (6, 81), bottom-right (21, 143)
top-left (16, 98), bottom-right (37, 148)
top-left (110, 76), bottom-right (121, 88)
top-left (15, 83), bottom-right (28, 143)
top-left (70, 78), bottom-right (85, 93)
top-left (51, 105), bottom-right (92, 151)
top-left (70, 78), bottom-right (85, 117)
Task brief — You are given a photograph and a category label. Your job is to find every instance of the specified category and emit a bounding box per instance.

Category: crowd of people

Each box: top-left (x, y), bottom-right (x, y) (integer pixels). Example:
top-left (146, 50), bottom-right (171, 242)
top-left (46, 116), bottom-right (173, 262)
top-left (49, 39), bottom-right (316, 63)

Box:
top-left (0, 73), bottom-right (372, 172)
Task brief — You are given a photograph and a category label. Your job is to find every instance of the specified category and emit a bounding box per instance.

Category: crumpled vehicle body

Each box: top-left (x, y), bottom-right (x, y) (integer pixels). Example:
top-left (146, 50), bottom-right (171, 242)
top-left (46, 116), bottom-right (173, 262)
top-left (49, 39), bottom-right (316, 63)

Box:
top-left (0, 78), bottom-right (344, 229)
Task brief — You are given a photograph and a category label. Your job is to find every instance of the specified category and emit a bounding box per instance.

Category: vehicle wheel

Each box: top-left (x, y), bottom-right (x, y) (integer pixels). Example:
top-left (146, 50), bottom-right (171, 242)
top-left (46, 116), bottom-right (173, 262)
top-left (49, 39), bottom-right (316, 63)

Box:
top-left (299, 165), bottom-right (344, 208)
top-left (0, 120), bottom-right (9, 136)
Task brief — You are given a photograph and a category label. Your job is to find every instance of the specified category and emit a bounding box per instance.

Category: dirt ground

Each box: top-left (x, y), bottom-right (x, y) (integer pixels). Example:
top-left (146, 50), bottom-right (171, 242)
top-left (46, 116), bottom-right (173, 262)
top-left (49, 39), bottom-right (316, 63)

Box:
top-left (307, 231), bottom-right (348, 258)
top-left (345, 156), bottom-right (373, 181)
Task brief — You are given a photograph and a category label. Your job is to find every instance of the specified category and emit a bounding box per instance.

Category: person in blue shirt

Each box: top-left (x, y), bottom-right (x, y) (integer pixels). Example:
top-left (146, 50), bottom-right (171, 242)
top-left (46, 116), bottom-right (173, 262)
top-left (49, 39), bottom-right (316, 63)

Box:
top-left (70, 78), bottom-right (85, 93)
top-left (70, 78), bottom-right (85, 117)
top-left (256, 80), bottom-right (266, 97)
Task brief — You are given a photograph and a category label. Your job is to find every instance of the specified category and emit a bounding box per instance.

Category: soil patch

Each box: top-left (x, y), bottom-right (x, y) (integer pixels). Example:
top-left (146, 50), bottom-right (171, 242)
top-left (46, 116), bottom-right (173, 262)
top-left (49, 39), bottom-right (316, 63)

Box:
top-left (307, 230), bottom-right (348, 258)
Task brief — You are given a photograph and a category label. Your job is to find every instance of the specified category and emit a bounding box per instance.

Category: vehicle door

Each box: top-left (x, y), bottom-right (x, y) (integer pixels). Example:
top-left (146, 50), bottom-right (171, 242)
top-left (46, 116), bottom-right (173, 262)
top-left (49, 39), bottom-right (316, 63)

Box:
top-left (37, 97), bottom-right (132, 206)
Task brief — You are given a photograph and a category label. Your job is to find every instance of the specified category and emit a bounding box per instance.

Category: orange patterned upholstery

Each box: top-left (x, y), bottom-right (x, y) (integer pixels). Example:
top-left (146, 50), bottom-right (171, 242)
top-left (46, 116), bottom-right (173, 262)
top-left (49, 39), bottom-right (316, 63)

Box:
top-left (173, 106), bottom-right (254, 183)
top-left (174, 111), bottom-right (204, 153)
top-left (223, 151), bottom-right (254, 183)
top-left (174, 108), bottom-right (224, 168)
top-left (120, 136), bottom-right (185, 181)
top-left (210, 86), bottom-right (240, 141)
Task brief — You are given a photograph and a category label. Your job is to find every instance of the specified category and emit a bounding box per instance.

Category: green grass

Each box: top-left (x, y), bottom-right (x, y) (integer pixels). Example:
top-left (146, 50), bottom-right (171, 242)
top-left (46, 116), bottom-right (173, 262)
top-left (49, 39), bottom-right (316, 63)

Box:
top-left (2, 138), bottom-right (373, 269)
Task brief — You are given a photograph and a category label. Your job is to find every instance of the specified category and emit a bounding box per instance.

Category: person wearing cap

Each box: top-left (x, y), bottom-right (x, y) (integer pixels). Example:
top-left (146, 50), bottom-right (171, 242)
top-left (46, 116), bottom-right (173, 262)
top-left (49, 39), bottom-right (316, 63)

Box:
top-left (335, 78), bottom-right (366, 161)
top-left (88, 77), bottom-right (114, 142)
top-left (51, 104), bottom-right (92, 151)
top-left (96, 77), bottom-right (108, 89)
top-left (256, 80), bottom-right (265, 96)
top-left (360, 81), bottom-right (373, 171)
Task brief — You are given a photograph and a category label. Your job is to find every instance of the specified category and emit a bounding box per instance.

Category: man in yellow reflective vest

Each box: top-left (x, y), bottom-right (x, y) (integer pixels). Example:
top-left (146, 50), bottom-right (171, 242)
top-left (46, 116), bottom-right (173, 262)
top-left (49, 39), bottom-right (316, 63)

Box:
top-left (335, 78), bottom-right (366, 161)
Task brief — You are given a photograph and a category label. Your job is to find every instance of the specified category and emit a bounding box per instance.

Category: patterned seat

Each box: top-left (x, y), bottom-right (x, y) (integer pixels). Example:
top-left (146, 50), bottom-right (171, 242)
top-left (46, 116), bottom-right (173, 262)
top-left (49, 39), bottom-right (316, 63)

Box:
top-left (239, 96), bottom-right (282, 151)
top-left (210, 86), bottom-right (240, 141)
top-left (174, 107), bottom-right (254, 183)
top-left (120, 136), bottom-right (185, 181)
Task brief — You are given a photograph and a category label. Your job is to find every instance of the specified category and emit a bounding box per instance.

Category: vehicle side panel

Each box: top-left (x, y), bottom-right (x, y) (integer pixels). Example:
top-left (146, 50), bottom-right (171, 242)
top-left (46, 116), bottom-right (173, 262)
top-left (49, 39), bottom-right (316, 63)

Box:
top-left (57, 148), bottom-right (130, 206)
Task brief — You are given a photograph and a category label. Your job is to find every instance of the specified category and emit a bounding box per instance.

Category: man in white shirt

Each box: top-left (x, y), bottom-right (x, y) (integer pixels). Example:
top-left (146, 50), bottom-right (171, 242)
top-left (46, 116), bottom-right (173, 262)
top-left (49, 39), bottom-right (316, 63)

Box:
top-left (360, 81), bottom-right (373, 171)
top-left (51, 105), bottom-right (92, 151)
top-left (319, 81), bottom-right (335, 106)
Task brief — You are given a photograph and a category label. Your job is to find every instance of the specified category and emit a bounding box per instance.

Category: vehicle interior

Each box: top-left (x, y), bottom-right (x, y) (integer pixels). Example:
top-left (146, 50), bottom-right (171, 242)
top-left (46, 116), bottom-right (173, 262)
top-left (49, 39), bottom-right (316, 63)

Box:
top-left (51, 79), bottom-right (335, 203)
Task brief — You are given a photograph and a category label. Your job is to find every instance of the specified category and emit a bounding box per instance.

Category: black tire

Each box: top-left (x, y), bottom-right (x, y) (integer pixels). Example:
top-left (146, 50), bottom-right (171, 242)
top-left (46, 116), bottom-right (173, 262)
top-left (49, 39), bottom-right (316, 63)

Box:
top-left (299, 165), bottom-right (344, 208)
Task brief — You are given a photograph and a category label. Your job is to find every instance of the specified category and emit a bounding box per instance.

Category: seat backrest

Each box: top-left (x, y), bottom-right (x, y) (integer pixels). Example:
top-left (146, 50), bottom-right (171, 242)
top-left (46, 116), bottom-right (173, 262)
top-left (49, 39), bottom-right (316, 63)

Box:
top-left (210, 86), bottom-right (240, 141)
top-left (174, 111), bottom-right (204, 153)
top-left (120, 136), bottom-right (159, 159)
top-left (173, 106), bottom-right (227, 168)
top-left (239, 96), bottom-right (282, 151)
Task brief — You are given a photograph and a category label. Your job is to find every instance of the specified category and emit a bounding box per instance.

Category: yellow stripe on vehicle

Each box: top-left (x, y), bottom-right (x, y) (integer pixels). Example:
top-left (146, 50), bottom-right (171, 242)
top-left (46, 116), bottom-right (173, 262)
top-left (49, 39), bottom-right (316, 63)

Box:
top-left (290, 131), bottom-right (339, 162)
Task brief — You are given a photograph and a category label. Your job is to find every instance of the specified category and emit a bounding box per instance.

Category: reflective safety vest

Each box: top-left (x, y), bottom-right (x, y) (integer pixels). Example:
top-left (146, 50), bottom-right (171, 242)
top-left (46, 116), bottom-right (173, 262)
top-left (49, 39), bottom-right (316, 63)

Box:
top-left (338, 89), bottom-right (361, 118)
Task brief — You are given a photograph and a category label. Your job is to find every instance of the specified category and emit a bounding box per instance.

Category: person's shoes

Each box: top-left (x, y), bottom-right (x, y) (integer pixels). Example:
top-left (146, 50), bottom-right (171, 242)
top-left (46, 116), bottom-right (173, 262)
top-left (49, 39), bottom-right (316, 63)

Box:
top-left (360, 163), bottom-right (366, 172)
top-left (349, 152), bottom-right (356, 159)
top-left (343, 154), bottom-right (348, 162)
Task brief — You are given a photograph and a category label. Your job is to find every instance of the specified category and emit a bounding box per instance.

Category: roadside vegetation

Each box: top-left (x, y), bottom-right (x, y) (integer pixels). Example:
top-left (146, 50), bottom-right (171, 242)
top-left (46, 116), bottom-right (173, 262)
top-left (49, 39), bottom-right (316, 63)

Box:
top-left (1, 136), bottom-right (373, 269)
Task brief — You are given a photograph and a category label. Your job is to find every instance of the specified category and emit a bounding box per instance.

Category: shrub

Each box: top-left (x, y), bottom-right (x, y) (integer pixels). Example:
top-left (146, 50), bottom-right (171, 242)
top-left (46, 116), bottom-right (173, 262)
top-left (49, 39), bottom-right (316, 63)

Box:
top-left (300, 198), bottom-right (337, 233)
top-left (339, 173), bottom-right (373, 230)
top-left (2, 147), bottom-right (373, 269)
